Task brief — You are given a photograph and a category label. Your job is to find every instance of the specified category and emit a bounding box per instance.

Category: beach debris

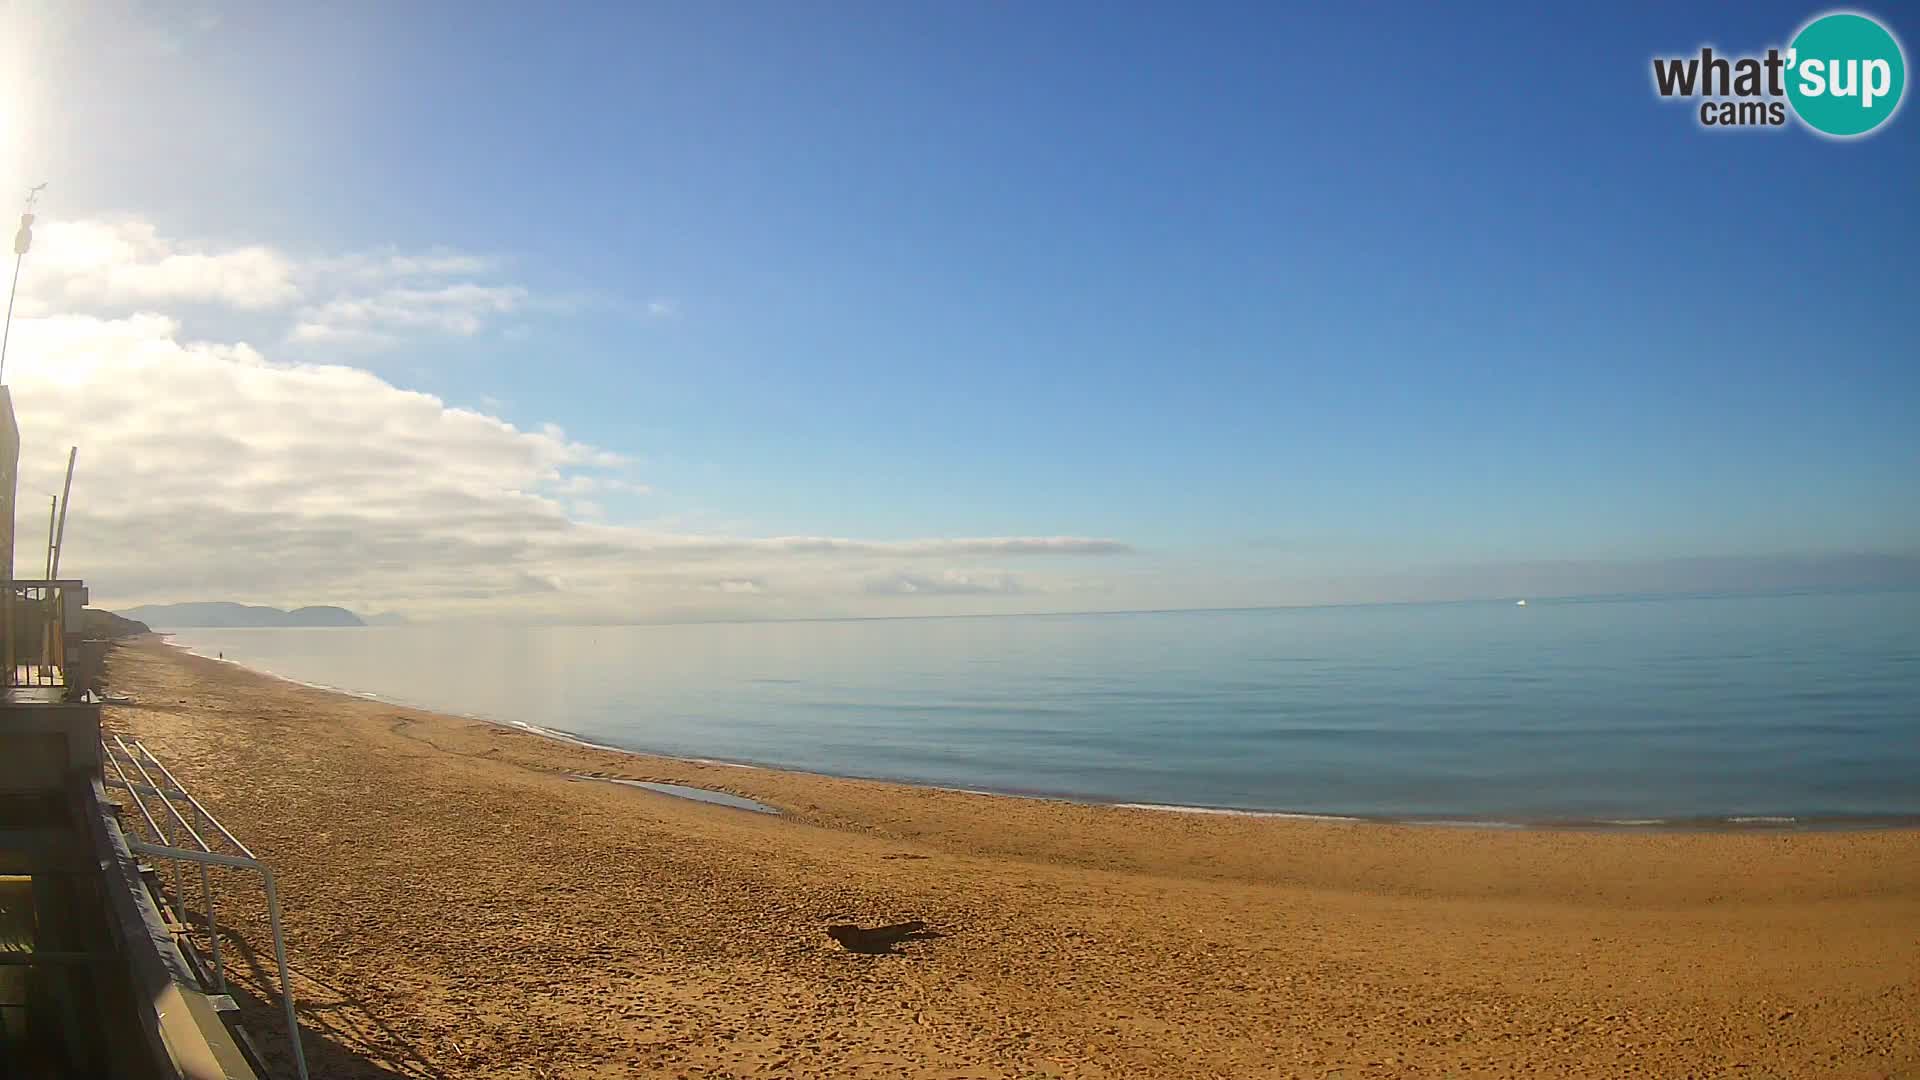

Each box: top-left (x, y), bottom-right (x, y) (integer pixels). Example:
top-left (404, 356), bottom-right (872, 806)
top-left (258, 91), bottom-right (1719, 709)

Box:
top-left (580, 776), bottom-right (780, 814)
top-left (825, 920), bottom-right (938, 954)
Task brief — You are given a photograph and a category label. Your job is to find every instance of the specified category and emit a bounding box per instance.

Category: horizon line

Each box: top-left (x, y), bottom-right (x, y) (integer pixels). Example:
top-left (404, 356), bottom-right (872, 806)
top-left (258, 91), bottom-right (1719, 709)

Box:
top-left (128, 581), bottom-right (1918, 631)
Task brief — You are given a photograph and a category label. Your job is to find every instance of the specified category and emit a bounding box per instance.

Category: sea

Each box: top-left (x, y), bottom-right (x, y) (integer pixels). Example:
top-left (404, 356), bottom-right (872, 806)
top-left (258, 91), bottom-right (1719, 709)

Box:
top-left (161, 589), bottom-right (1920, 827)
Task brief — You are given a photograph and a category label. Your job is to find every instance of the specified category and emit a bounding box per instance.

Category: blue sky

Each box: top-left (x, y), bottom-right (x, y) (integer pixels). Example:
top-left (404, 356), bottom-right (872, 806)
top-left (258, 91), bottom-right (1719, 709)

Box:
top-left (0, 1), bottom-right (1914, 617)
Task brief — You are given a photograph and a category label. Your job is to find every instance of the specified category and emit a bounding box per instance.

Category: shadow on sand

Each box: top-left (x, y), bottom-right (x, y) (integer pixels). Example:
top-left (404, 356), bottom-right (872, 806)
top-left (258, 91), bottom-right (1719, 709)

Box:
top-left (195, 914), bottom-right (450, 1079)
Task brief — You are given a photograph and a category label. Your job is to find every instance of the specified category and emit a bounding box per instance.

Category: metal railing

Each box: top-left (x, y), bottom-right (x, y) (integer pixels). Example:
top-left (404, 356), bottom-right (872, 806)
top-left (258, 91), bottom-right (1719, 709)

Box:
top-left (102, 734), bottom-right (309, 1080)
top-left (2, 578), bottom-right (87, 690)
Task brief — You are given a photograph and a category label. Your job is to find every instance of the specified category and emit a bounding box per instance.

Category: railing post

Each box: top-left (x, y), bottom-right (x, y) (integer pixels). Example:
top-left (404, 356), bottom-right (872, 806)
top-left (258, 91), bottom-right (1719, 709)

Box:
top-left (261, 869), bottom-right (309, 1080)
top-left (199, 862), bottom-right (224, 994)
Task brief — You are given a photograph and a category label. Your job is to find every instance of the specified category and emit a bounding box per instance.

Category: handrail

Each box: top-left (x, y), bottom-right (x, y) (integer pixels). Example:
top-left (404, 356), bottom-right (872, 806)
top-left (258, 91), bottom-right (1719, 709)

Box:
top-left (112, 734), bottom-right (224, 999)
top-left (126, 840), bottom-right (308, 1080)
top-left (102, 739), bottom-right (189, 917)
top-left (105, 737), bottom-right (310, 1080)
top-left (137, 741), bottom-right (260, 860)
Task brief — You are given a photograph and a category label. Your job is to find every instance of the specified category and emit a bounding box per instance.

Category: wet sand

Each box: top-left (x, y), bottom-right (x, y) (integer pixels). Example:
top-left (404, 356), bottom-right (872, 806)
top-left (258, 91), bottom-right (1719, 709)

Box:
top-left (102, 638), bottom-right (1919, 1079)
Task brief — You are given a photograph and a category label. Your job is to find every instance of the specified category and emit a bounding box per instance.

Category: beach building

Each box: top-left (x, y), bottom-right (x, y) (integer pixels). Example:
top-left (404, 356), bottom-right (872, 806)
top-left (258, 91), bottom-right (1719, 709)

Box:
top-left (0, 384), bottom-right (290, 1077)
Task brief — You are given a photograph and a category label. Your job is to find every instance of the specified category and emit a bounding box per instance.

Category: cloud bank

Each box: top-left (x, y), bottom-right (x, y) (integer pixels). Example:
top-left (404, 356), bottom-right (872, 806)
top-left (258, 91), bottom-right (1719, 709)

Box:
top-left (3, 220), bottom-right (1131, 620)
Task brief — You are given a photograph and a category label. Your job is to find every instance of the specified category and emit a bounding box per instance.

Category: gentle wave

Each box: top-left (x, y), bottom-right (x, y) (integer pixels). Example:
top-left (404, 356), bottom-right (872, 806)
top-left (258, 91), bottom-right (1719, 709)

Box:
top-left (1114, 802), bottom-right (1365, 822)
top-left (154, 592), bottom-right (1920, 825)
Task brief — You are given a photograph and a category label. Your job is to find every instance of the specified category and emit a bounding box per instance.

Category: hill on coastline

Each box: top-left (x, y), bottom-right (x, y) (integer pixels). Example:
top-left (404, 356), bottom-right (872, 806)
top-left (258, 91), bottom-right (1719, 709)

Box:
top-left (118, 602), bottom-right (367, 628)
top-left (82, 609), bottom-right (152, 638)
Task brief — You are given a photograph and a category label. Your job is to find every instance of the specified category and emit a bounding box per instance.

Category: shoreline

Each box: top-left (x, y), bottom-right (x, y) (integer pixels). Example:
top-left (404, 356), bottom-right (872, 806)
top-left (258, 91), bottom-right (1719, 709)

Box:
top-left (156, 633), bottom-right (1920, 834)
top-left (101, 636), bottom-right (1920, 1078)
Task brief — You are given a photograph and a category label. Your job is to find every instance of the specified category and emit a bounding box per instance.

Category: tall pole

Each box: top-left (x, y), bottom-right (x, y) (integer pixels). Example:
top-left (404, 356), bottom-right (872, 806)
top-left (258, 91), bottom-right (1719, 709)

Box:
top-left (39, 496), bottom-right (54, 681)
top-left (49, 446), bottom-right (74, 579)
top-left (0, 184), bottom-right (45, 386)
top-left (0, 251), bottom-right (22, 385)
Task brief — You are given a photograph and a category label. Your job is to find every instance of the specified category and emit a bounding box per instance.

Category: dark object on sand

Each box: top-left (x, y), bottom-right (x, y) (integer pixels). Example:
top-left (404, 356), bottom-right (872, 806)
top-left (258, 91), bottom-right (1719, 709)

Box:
top-left (825, 920), bottom-right (938, 954)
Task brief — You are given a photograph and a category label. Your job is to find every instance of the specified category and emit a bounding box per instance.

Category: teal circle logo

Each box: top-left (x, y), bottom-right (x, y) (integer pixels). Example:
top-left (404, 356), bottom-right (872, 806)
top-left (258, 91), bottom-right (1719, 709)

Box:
top-left (1787, 12), bottom-right (1906, 137)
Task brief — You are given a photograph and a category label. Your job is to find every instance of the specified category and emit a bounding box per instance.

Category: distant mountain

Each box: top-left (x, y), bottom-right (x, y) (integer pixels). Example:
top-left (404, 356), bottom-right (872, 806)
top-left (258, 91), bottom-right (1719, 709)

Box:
top-left (284, 605), bottom-right (365, 626)
top-left (118, 602), bottom-right (367, 628)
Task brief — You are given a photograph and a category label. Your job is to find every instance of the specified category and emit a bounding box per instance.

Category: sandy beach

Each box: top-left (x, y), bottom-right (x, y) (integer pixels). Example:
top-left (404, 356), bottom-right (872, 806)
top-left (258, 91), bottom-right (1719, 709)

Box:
top-left (100, 637), bottom-right (1918, 1079)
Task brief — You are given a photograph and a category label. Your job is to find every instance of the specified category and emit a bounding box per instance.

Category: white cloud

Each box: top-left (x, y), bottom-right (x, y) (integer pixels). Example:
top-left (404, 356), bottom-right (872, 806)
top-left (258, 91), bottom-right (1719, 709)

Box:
top-left (642, 536), bottom-right (1127, 559)
top-left (26, 219), bottom-right (297, 311)
top-left (312, 250), bottom-right (503, 282)
top-left (865, 570), bottom-right (1026, 596)
top-left (646, 298), bottom-right (678, 319)
top-left (555, 474), bottom-right (651, 497)
top-left (3, 311), bottom-right (1127, 620)
top-left (21, 217), bottom-right (532, 349)
top-left (289, 283), bottom-right (528, 345)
